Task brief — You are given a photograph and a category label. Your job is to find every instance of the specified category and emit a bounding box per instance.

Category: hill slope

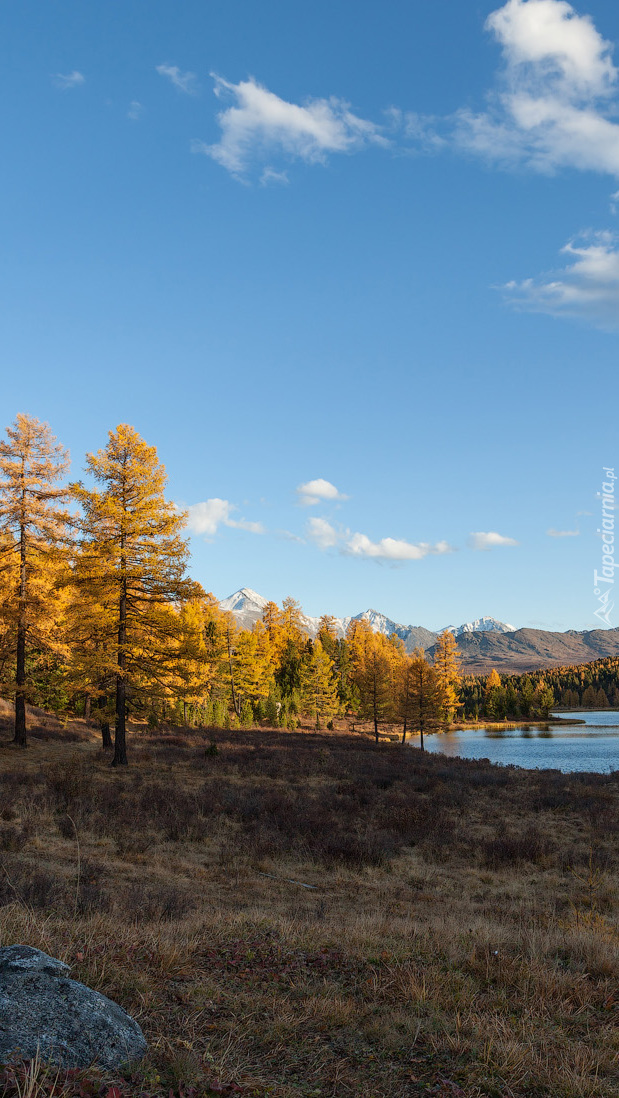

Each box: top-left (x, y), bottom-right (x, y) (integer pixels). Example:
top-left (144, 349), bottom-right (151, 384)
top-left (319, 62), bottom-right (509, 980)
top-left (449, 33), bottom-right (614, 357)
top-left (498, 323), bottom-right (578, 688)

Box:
top-left (437, 626), bottom-right (619, 672)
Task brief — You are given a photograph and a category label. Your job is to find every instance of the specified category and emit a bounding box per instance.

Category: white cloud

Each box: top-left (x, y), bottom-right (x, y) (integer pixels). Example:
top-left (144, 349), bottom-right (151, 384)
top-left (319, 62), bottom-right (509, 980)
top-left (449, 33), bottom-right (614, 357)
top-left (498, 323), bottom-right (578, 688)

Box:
top-left (501, 231), bottom-right (619, 326)
top-left (455, 0), bottom-right (619, 177)
top-left (487, 0), bottom-right (615, 97)
top-left (156, 63), bottom-right (198, 95)
top-left (468, 531), bottom-right (519, 550)
top-left (278, 529), bottom-right (305, 543)
top-left (196, 74), bottom-right (386, 178)
top-left (345, 533), bottom-right (453, 560)
top-left (297, 478), bottom-right (348, 506)
top-left (52, 71), bottom-right (85, 90)
top-left (186, 499), bottom-right (264, 539)
top-left (260, 167), bottom-right (289, 186)
top-left (128, 100), bottom-right (143, 122)
top-left (307, 517), bottom-right (340, 549)
top-left (547, 527), bottom-right (580, 536)
top-left (305, 515), bottom-right (453, 560)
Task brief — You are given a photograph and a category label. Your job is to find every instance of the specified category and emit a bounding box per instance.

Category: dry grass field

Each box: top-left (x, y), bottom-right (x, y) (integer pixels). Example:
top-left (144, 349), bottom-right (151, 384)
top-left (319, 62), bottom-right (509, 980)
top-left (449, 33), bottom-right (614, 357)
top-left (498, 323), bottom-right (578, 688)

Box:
top-left (0, 710), bottom-right (617, 1098)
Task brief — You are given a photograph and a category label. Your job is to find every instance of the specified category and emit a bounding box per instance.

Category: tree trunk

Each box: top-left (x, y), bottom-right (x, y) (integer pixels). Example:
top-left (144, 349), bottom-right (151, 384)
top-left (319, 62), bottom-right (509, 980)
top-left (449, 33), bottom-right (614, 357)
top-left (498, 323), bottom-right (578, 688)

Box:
top-left (84, 694), bottom-right (91, 721)
top-left (401, 715), bottom-right (407, 745)
top-left (419, 673), bottom-right (425, 751)
top-left (13, 513), bottom-right (27, 747)
top-left (101, 720), bottom-right (113, 749)
top-left (227, 629), bottom-right (240, 717)
top-left (112, 580), bottom-right (128, 766)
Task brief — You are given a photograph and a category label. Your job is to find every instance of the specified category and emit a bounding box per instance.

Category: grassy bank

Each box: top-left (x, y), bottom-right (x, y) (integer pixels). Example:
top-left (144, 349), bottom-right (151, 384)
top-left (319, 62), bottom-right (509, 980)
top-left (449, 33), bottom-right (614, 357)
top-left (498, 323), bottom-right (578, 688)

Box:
top-left (0, 716), bottom-right (617, 1098)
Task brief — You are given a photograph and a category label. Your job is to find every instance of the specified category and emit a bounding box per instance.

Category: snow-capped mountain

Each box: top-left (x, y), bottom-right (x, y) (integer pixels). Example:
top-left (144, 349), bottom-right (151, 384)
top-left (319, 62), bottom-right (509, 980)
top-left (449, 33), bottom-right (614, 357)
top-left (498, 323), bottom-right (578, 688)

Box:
top-left (444, 617), bottom-right (516, 637)
top-left (219, 587), bottom-right (268, 616)
top-left (219, 587), bottom-right (268, 631)
top-left (218, 589), bottom-right (515, 651)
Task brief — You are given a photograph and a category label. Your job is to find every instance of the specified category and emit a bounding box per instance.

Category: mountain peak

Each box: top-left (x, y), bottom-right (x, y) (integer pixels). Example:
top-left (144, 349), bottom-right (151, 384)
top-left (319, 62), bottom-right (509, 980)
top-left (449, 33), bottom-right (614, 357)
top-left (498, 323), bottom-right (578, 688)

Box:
top-left (220, 587), bottom-right (268, 614)
top-left (218, 588), bottom-right (517, 651)
top-left (443, 617), bottom-right (515, 637)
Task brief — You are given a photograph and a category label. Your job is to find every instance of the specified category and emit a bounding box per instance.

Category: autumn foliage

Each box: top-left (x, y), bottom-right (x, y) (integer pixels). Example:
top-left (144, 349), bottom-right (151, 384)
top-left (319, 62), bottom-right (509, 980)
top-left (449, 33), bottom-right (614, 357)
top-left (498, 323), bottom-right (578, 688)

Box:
top-left (0, 414), bottom-right (466, 759)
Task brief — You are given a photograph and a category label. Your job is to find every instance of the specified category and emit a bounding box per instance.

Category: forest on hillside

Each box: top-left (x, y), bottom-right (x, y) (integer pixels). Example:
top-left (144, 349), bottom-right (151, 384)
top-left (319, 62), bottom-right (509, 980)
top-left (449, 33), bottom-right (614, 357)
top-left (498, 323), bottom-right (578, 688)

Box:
top-left (461, 659), bottom-right (619, 719)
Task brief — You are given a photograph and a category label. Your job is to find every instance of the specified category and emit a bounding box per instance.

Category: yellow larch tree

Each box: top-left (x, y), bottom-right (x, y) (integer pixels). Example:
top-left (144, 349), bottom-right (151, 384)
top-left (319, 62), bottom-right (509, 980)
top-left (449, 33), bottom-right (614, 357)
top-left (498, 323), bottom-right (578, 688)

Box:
top-left (72, 424), bottom-right (196, 765)
top-left (0, 414), bottom-right (71, 745)
top-left (347, 619), bottom-right (396, 742)
top-left (229, 626), bottom-right (273, 717)
top-left (299, 638), bottom-right (340, 729)
top-left (433, 629), bottom-right (462, 727)
top-left (399, 649), bottom-right (443, 750)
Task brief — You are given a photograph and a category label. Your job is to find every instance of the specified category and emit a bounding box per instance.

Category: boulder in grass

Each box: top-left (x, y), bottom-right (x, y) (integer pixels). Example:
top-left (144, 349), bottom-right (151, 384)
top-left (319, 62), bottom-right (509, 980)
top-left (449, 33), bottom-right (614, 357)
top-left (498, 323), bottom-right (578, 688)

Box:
top-left (0, 945), bottom-right (147, 1069)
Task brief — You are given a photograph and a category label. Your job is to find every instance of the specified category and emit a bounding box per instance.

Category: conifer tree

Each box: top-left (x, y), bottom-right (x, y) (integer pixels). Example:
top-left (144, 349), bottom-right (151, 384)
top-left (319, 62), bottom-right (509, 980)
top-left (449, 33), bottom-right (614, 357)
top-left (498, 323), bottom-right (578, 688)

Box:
top-left (404, 649), bottom-right (442, 751)
top-left (0, 414), bottom-right (70, 745)
top-left (433, 630), bottom-right (462, 727)
top-left (64, 547), bottom-right (116, 745)
top-left (228, 625), bottom-right (273, 715)
top-left (348, 620), bottom-right (395, 742)
top-left (73, 424), bottom-right (195, 765)
top-left (317, 615), bottom-right (338, 657)
top-left (300, 639), bottom-right (340, 728)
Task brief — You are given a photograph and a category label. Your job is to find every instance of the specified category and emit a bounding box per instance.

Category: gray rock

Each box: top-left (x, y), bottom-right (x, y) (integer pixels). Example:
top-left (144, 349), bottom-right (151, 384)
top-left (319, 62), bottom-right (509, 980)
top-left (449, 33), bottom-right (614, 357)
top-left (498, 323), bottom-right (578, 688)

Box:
top-left (0, 945), bottom-right (148, 1070)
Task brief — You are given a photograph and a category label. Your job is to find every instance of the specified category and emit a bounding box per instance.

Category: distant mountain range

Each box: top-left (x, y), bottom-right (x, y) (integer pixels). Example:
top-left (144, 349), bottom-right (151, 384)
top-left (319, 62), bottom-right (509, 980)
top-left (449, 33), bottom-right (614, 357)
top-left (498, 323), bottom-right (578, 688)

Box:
top-left (219, 588), bottom-right (619, 672)
top-left (220, 588), bottom-right (510, 656)
top-left (437, 627), bottom-right (619, 673)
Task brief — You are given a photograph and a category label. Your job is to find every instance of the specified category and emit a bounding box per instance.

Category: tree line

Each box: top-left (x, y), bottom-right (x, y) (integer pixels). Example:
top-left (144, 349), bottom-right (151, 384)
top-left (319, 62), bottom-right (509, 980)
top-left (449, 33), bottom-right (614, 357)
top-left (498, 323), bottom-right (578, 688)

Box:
top-left (0, 415), bottom-right (462, 763)
top-left (461, 658), bottom-right (619, 720)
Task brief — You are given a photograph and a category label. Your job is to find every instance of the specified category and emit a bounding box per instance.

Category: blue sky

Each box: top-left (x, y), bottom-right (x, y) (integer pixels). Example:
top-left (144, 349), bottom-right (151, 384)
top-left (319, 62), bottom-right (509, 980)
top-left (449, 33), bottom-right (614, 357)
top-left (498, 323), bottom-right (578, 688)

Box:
top-left (2, 0), bottom-right (619, 630)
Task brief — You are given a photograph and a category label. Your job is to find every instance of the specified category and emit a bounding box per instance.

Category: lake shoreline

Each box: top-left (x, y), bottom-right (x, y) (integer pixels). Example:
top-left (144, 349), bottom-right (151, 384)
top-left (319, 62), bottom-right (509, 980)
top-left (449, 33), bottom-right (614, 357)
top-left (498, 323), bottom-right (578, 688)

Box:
top-left (410, 709), bottom-right (619, 774)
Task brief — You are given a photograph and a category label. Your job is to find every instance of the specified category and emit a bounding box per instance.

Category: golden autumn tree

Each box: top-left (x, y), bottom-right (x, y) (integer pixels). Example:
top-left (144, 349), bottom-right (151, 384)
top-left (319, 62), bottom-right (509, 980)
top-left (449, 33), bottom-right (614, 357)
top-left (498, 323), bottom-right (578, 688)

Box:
top-left (433, 629), bottom-right (462, 727)
top-left (400, 649), bottom-right (443, 750)
top-left (65, 537), bottom-right (119, 746)
top-left (299, 638), bottom-right (340, 728)
top-left (0, 414), bottom-right (70, 745)
top-left (175, 593), bottom-right (219, 724)
top-left (484, 668), bottom-right (503, 720)
top-left (72, 424), bottom-right (195, 766)
top-left (228, 625), bottom-right (273, 717)
top-left (348, 620), bottom-right (396, 742)
top-left (317, 614), bottom-right (338, 656)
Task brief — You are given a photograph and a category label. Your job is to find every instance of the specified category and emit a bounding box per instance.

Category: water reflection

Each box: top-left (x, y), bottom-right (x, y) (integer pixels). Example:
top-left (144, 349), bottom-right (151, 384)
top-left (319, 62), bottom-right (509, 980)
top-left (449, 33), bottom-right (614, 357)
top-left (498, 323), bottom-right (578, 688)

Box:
top-left (411, 710), bottom-right (619, 773)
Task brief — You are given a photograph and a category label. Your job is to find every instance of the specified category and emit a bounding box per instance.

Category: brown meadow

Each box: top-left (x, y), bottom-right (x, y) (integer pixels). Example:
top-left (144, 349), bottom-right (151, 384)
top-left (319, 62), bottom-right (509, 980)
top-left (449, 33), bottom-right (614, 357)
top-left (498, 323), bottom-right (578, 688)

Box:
top-left (0, 712), bottom-right (617, 1098)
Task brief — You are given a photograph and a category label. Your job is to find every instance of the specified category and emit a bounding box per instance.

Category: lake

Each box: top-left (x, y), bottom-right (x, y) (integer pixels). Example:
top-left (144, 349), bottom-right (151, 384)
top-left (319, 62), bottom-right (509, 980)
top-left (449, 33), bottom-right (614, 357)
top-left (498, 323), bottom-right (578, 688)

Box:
top-left (414, 711), bottom-right (619, 773)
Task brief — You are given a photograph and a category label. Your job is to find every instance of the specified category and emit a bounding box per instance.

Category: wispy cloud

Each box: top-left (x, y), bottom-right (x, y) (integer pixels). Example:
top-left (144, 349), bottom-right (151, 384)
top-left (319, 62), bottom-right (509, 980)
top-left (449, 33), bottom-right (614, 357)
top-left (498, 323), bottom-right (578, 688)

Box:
top-left (455, 0), bottom-right (619, 177)
top-left (156, 63), bottom-right (198, 95)
top-left (186, 499), bottom-right (264, 539)
top-left (547, 527), bottom-right (580, 536)
top-left (260, 167), bottom-right (289, 186)
top-left (297, 478), bottom-right (348, 506)
top-left (195, 74), bottom-right (387, 179)
top-left (501, 231), bottom-right (619, 327)
top-left (468, 531), bottom-right (519, 550)
top-left (52, 71), bottom-right (85, 90)
top-left (128, 100), bottom-right (143, 122)
top-left (190, 2), bottom-right (619, 187)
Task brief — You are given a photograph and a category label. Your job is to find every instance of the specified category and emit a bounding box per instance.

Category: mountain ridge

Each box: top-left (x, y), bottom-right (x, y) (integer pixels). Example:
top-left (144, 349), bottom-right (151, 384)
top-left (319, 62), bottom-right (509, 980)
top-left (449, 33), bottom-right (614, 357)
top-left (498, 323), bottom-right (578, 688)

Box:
top-left (219, 588), bottom-right (514, 655)
top-left (218, 588), bottom-right (619, 671)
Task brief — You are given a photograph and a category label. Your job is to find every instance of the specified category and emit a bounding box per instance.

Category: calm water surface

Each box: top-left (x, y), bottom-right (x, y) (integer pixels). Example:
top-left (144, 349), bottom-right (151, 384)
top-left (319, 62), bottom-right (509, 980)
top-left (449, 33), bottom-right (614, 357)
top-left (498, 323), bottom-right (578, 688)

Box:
top-left (415, 711), bottom-right (619, 773)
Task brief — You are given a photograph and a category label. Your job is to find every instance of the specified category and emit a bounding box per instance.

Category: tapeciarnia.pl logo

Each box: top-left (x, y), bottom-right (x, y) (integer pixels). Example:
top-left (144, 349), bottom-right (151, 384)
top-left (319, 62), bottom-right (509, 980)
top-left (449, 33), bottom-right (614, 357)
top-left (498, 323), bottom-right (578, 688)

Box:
top-left (593, 467), bottom-right (616, 626)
